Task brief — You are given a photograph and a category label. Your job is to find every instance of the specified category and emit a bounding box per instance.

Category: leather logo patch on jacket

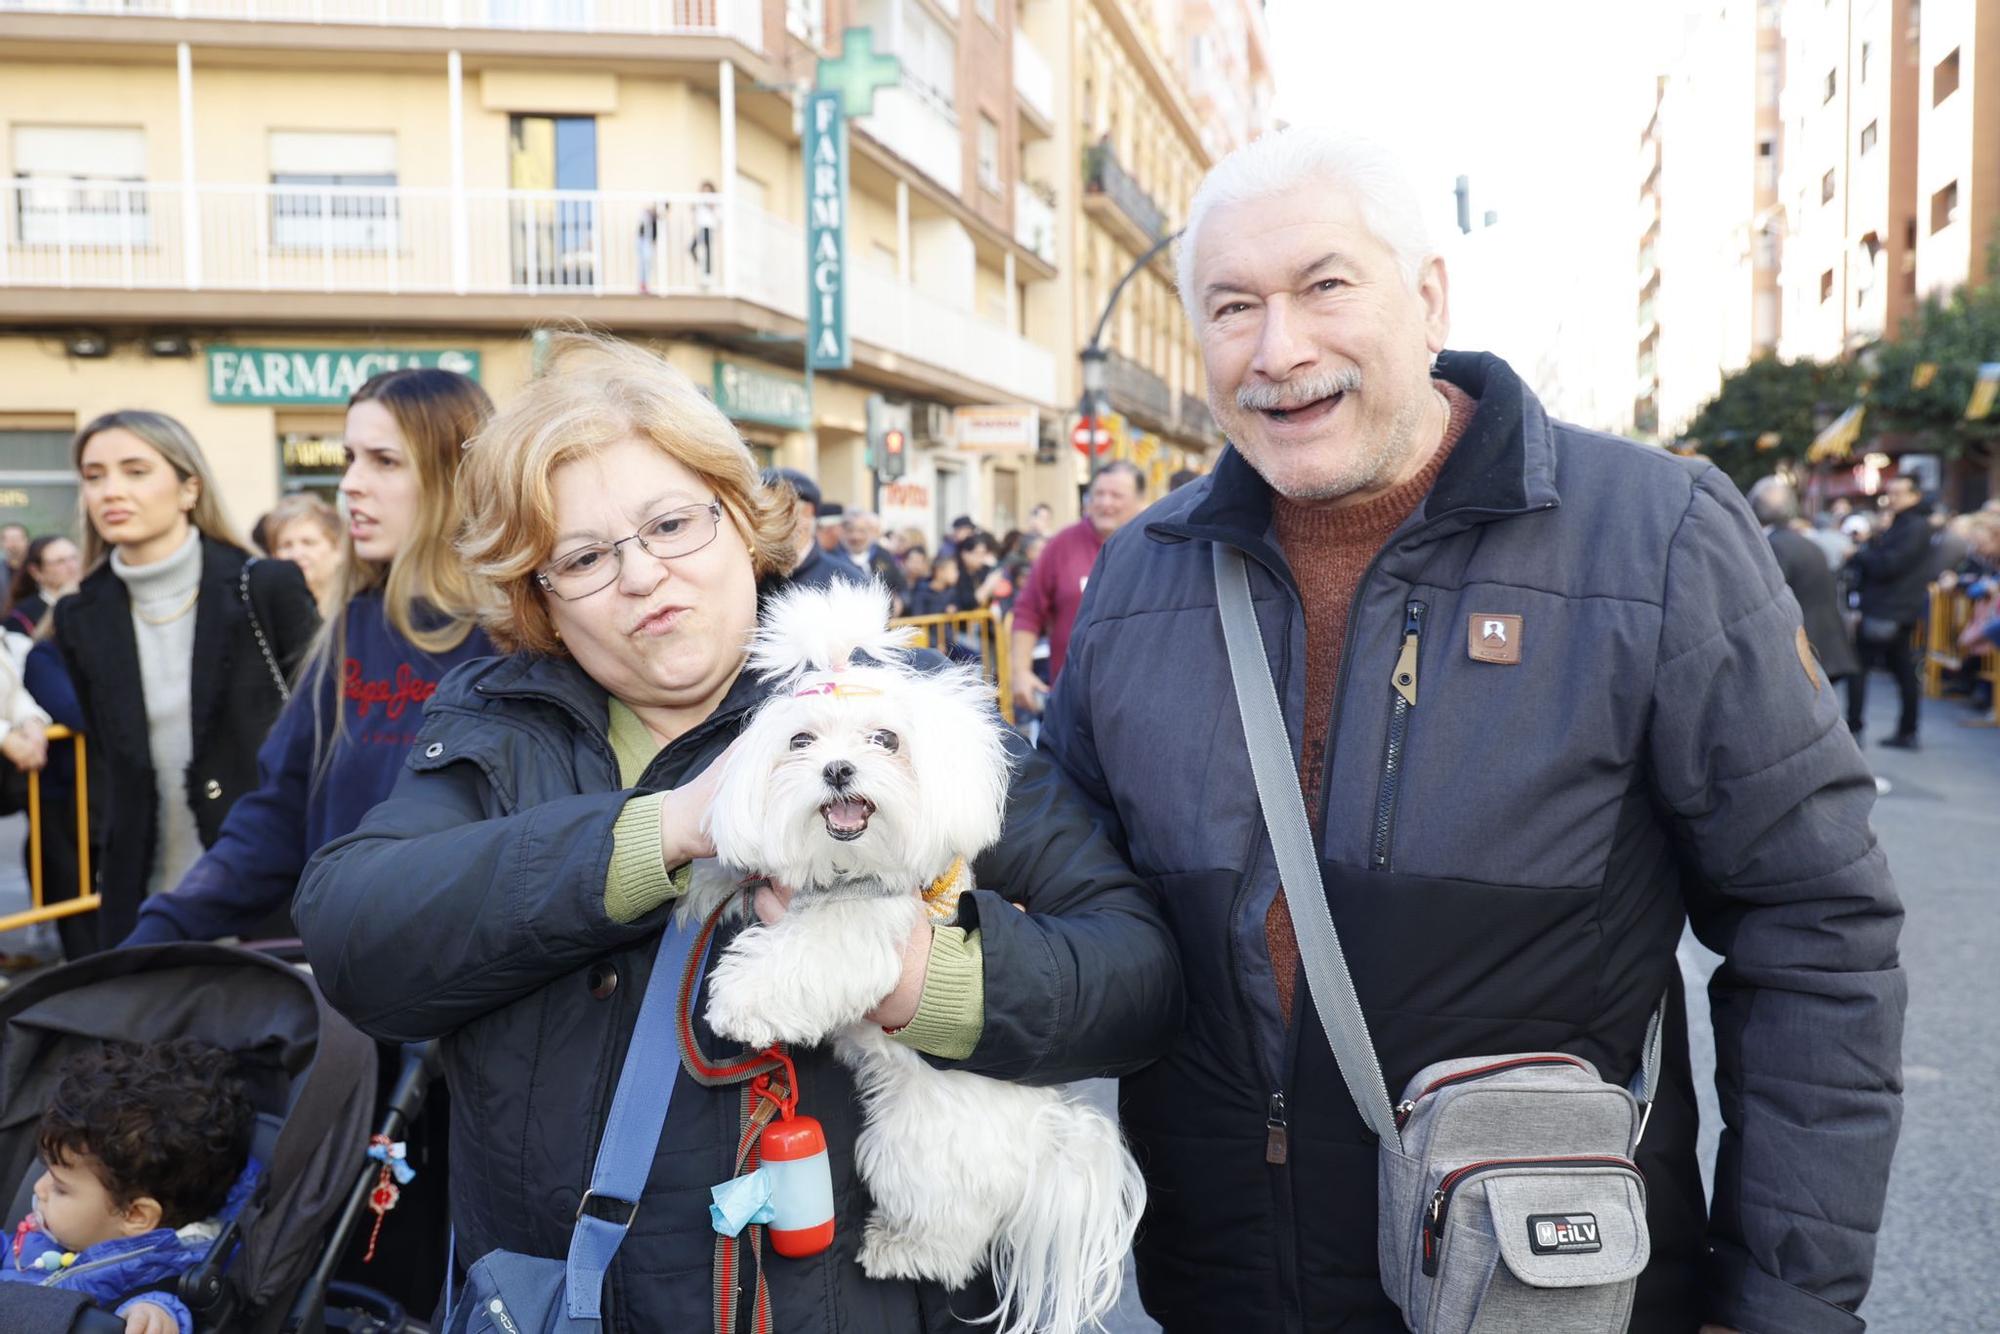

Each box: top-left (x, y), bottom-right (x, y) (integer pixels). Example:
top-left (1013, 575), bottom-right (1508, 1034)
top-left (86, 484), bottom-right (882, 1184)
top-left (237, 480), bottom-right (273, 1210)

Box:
top-left (1468, 614), bottom-right (1522, 665)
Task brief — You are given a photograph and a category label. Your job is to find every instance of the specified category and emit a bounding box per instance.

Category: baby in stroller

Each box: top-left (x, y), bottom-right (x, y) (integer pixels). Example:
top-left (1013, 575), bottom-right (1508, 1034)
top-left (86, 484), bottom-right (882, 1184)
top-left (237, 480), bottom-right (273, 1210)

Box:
top-left (4, 1039), bottom-right (257, 1334)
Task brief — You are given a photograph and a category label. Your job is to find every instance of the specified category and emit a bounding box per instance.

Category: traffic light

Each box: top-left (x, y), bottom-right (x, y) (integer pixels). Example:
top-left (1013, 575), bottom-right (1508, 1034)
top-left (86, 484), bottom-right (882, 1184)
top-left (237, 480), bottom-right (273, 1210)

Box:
top-left (881, 427), bottom-right (908, 479)
top-left (866, 393), bottom-right (914, 482)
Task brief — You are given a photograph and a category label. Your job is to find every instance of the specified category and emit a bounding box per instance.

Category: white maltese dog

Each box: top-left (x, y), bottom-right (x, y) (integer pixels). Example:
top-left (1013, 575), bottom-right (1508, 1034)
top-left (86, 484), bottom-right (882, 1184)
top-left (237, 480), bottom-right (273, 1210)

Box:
top-left (681, 580), bottom-right (1145, 1334)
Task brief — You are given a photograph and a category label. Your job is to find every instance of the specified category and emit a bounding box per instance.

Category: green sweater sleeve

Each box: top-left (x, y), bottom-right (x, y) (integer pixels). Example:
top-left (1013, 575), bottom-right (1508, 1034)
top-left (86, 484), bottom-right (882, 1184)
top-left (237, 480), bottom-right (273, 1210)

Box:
top-left (604, 792), bottom-right (691, 924)
top-left (890, 925), bottom-right (985, 1060)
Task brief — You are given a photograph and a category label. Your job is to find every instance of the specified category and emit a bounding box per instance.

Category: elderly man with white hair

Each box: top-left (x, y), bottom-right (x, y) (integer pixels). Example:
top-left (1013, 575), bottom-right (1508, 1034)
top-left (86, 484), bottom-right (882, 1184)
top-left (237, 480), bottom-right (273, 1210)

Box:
top-left (1041, 128), bottom-right (1903, 1334)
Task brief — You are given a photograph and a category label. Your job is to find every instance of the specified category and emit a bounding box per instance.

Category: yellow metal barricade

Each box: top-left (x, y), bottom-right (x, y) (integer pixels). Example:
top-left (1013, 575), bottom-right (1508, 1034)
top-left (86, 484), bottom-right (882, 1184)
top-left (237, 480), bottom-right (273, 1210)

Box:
top-left (1922, 585), bottom-right (2000, 726)
top-left (890, 608), bottom-right (1016, 725)
top-left (0, 725), bottom-right (96, 934)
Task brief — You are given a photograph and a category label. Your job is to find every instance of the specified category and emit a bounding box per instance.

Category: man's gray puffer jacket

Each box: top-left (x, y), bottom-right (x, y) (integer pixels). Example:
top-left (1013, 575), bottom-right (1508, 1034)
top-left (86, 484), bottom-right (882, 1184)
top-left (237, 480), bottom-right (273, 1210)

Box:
top-left (1043, 350), bottom-right (1906, 1334)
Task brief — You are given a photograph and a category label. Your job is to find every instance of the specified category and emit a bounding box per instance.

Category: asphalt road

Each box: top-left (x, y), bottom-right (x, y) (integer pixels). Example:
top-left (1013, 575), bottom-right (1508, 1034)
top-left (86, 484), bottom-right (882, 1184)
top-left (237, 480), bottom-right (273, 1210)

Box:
top-left (0, 686), bottom-right (1988, 1329)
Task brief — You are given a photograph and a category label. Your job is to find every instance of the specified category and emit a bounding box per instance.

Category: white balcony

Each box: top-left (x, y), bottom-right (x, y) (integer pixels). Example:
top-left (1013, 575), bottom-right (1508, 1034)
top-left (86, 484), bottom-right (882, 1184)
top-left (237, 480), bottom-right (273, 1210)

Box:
top-left (1013, 29), bottom-right (1054, 124)
top-left (857, 80), bottom-right (962, 196)
top-left (0, 0), bottom-right (764, 46)
top-left (0, 181), bottom-right (1056, 404)
top-left (734, 205), bottom-right (1055, 404)
top-left (1014, 180), bottom-right (1055, 265)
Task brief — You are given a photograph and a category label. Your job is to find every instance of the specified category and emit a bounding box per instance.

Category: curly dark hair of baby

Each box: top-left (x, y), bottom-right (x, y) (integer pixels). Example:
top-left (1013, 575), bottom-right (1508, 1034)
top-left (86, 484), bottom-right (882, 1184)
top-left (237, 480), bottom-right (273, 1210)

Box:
top-left (36, 1039), bottom-right (254, 1230)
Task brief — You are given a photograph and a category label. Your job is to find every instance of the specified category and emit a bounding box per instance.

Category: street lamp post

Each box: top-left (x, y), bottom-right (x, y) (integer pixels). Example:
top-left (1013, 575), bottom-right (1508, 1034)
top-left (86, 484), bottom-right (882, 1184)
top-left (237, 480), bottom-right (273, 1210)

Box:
top-left (1078, 227), bottom-right (1181, 475)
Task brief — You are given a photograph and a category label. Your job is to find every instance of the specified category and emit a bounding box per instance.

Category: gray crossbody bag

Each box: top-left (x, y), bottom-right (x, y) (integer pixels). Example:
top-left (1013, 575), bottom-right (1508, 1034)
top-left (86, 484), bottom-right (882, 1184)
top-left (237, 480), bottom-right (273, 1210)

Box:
top-left (1213, 544), bottom-right (1662, 1334)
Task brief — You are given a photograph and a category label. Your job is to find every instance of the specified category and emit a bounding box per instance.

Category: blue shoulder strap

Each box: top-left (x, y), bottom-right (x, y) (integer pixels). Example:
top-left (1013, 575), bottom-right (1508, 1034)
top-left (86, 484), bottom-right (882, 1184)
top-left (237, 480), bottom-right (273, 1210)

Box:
top-left (564, 915), bottom-right (709, 1320)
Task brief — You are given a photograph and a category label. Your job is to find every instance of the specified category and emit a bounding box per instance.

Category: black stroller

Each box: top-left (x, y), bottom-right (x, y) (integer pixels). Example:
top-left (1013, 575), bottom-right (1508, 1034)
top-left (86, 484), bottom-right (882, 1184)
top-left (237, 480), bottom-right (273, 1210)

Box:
top-left (0, 943), bottom-right (437, 1333)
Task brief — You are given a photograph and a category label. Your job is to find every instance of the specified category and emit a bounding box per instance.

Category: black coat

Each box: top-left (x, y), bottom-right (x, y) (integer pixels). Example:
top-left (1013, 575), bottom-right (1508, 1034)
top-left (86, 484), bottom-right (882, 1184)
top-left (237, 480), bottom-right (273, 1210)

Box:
top-left (1046, 352), bottom-right (1904, 1334)
top-left (1770, 526), bottom-right (1860, 679)
top-left (53, 539), bottom-right (319, 948)
top-left (1848, 505), bottom-right (1936, 624)
top-left (295, 648), bottom-right (1180, 1333)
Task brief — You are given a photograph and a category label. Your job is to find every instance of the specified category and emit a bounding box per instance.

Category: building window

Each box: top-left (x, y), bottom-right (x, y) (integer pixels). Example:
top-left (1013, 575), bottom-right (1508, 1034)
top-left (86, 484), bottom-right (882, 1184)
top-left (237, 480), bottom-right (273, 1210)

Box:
top-left (1820, 269), bottom-right (1834, 302)
top-left (0, 422), bottom-right (79, 538)
top-left (1758, 50), bottom-right (1781, 107)
top-left (1859, 120), bottom-right (1878, 155)
top-left (1931, 179), bottom-right (1959, 233)
top-left (507, 115), bottom-right (599, 287)
top-left (1822, 168), bottom-right (1837, 204)
top-left (853, 0), bottom-right (956, 112)
top-left (786, 0), bottom-right (826, 46)
top-left (1935, 48), bottom-right (1960, 104)
top-left (1757, 137), bottom-right (1777, 191)
top-left (1823, 67), bottom-right (1837, 103)
top-left (269, 130), bottom-right (398, 252)
top-left (977, 113), bottom-right (1002, 194)
top-left (1859, 41), bottom-right (1871, 83)
top-left (975, 0), bottom-right (996, 22)
top-left (10, 124), bottom-right (147, 247)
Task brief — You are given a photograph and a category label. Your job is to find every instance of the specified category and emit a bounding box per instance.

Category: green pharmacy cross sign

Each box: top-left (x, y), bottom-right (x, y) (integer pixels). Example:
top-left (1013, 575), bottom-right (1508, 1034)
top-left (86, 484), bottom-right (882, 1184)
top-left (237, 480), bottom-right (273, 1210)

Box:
top-left (805, 29), bottom-right (901, 373)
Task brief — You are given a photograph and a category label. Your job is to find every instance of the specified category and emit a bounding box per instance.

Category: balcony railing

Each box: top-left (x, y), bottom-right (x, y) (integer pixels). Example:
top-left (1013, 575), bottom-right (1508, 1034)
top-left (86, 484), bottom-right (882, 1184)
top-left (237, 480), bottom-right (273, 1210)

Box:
top-left (1104, 349), bottom-right (1172, 423)
top-left (1014, 180), bottom-right (1055, 265)
top-left (1178, 392), bottom-right (1219, 444)
top-left (1083, 141), bottom-right (1167, 244)
top-left (2, 181), bottom-right (1055, 402)
top-left (858, 78), bottom-right (962, 195)
top-left (734, 205), bottom-right (1054, 404)
top-left (1013, 29), bottom-right (1054, 124)
top-left (0, 0), bottom-right (764, 45)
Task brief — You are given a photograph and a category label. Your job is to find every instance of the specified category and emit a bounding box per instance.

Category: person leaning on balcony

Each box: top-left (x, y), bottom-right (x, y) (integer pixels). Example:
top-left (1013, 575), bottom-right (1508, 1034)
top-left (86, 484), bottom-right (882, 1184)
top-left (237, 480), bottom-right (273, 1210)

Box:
top-left (1040, 126), bottom-right (1903, 1334)
top-left (1008, 461), bottom-right (1144, 719)
top-left (292, 333), bottom-right (1180, 1333)
top-left (52, 411), bottom-right (320, 950)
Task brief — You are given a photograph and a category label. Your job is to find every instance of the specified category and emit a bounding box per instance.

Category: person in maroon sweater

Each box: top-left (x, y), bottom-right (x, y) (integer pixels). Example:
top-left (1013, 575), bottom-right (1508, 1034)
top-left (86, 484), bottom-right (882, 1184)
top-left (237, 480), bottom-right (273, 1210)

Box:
top-left (1010, 461), bottom-right (1145, 717)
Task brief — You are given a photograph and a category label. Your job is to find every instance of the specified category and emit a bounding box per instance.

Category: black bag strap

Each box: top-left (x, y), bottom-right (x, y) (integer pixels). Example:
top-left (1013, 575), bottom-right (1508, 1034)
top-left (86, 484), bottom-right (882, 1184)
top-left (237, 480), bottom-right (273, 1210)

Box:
top-left (237, 559), bottom-right (291, 702)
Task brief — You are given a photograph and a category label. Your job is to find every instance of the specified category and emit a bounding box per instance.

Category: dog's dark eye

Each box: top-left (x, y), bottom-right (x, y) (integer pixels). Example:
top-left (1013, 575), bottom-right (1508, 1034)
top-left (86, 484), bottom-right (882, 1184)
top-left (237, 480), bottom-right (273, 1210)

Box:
top-left (869, 729), bottom-right (900, 753)
top-left (789, 732), bottom-right (814, 751)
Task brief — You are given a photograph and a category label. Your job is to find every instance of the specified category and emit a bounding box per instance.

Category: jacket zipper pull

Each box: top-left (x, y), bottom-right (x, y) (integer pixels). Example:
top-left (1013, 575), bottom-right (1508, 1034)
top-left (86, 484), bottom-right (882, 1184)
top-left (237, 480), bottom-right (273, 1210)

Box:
top-left (1392, 602), bottom-right (1424, 708)
top-left (1265, 1092), bottom-right (1289, 1165)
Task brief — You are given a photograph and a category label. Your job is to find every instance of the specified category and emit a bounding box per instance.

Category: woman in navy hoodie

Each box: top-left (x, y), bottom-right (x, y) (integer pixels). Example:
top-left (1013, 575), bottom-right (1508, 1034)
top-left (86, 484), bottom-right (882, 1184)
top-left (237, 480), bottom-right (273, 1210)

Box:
top-left (122, 367), bottom-right (495, 947)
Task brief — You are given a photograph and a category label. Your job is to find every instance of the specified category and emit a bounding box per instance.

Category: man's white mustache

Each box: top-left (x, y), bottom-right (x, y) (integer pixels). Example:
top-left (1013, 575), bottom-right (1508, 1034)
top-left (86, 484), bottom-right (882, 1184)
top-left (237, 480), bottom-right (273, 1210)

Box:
top-left (1237, 368), bottom-right (1362, 412)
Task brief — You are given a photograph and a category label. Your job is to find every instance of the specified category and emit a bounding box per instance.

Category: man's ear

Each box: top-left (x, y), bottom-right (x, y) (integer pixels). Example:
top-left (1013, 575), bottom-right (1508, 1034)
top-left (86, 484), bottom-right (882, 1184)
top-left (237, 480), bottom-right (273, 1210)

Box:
top-left (119, 1194), bottom-right (163, 1236)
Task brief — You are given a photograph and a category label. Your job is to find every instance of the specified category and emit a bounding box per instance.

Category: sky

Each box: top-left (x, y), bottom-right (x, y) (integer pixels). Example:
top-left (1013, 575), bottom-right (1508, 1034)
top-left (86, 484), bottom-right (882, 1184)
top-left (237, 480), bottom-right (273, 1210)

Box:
top-left (1263, 0), bottom-right (1706, 430)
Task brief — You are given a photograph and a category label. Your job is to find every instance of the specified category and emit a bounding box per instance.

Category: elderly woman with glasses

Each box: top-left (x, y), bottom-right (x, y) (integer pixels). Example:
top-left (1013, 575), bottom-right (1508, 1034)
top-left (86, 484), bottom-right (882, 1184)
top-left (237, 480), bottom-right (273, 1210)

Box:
top-left (294, 335), bottom-right (1180, 1334)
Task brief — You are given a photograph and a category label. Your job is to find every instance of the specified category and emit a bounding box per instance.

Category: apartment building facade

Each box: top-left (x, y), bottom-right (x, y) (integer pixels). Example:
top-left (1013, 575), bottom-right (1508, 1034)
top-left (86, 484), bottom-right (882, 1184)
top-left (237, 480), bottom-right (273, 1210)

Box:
top-left (1911, 0), bottom-right (2000, 297)
top-left (1641, 0), bottom-right (1786, 442)
top-left (1064, 0), bottom-right (1270, 489)
top-left (0, 0), bottom-right (1068, 544)
top-left (1777, 0), bottom-right (1919, 363)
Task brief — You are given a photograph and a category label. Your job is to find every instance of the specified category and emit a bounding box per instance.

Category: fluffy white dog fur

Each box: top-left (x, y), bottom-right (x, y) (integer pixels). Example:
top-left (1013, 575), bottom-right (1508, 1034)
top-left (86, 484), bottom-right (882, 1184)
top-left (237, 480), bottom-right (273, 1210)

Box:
top-left (680, 581), bottom-right (1145, 1334)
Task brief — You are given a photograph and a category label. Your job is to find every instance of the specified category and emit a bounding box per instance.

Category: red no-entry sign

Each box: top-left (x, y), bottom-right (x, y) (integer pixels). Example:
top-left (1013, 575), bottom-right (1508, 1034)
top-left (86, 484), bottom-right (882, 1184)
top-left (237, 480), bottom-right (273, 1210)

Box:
top-left (1072, 417), bottom-right (1111, 456)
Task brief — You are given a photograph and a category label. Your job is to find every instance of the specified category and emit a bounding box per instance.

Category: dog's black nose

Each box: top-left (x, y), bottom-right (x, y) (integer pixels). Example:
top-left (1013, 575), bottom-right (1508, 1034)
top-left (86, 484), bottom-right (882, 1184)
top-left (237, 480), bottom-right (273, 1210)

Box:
top-left (823, 759), bottom-right (856, 789)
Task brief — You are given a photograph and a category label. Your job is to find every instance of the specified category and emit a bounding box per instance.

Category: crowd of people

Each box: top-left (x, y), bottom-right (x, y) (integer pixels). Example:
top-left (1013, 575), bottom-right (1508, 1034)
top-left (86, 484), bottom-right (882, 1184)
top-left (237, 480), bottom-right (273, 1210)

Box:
top-left (0, 122), bottom-right (1947, 1334)
top-left (1750, 475), bottom-right (2000, 748)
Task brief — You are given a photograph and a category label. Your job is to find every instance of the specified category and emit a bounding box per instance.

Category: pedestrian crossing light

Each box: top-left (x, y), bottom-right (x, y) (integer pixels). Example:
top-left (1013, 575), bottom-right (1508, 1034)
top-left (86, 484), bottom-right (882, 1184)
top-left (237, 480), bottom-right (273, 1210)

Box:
top-left (881, 428), bottom-right (908, 480)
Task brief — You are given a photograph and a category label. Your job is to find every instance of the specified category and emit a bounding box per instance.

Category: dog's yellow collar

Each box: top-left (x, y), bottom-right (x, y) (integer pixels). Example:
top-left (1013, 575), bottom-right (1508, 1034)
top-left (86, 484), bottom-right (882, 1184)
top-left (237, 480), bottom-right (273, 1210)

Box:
top-left (920, 857), bottom-right (967, 922)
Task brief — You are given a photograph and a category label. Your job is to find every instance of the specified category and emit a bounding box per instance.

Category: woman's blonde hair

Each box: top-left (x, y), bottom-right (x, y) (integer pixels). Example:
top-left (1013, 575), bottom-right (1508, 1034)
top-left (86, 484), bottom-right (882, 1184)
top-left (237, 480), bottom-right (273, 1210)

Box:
top-left (459, 332), bottom-right (793, 655)
top-left (72, 410), bottom-right (244, 567)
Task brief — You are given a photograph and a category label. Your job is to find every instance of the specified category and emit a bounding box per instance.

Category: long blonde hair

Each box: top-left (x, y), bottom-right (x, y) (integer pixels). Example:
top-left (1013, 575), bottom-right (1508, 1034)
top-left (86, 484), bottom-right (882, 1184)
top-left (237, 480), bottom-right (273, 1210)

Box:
top-left (72, 411), bottom-right (244, 567)
top-left (301, 368), bottom-right (494, 763)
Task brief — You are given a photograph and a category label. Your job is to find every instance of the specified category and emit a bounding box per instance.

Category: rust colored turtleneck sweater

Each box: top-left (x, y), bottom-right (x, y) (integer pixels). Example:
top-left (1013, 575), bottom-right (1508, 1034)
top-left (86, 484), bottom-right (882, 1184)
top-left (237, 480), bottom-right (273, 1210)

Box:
top-left (1267, 380), bottom-right (1480, 1026)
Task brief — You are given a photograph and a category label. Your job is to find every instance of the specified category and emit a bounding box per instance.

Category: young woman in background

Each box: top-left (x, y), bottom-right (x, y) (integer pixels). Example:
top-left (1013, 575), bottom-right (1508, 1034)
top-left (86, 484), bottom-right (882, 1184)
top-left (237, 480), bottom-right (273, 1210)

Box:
top-left (54, 411), bottom-right (319, 948)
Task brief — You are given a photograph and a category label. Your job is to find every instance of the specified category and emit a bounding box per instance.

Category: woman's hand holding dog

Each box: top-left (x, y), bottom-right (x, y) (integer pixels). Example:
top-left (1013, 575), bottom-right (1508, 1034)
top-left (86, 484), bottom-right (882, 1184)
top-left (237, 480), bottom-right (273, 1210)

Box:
top-left (751, 880), bottom-right (933, 1032)
top-left (655, 739), bottom-right (743, 871)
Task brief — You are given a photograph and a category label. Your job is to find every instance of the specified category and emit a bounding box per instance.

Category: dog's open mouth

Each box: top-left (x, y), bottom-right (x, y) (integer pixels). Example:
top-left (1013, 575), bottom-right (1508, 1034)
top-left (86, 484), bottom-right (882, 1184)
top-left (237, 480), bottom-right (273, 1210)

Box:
top-left (820, 797), bottom-right (875, 841)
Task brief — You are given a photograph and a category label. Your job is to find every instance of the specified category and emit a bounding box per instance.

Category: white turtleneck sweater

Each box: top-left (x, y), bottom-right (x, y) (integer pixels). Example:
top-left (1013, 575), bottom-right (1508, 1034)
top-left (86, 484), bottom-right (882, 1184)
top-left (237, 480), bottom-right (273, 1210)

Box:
top-left (111, 530), bottom-right (204, 897)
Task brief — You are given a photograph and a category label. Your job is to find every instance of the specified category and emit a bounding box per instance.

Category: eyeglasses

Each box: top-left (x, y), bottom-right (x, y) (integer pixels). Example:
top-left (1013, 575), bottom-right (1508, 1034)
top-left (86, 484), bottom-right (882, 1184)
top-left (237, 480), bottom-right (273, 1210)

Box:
top-left (536, 501), bottom-right (723, 600)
